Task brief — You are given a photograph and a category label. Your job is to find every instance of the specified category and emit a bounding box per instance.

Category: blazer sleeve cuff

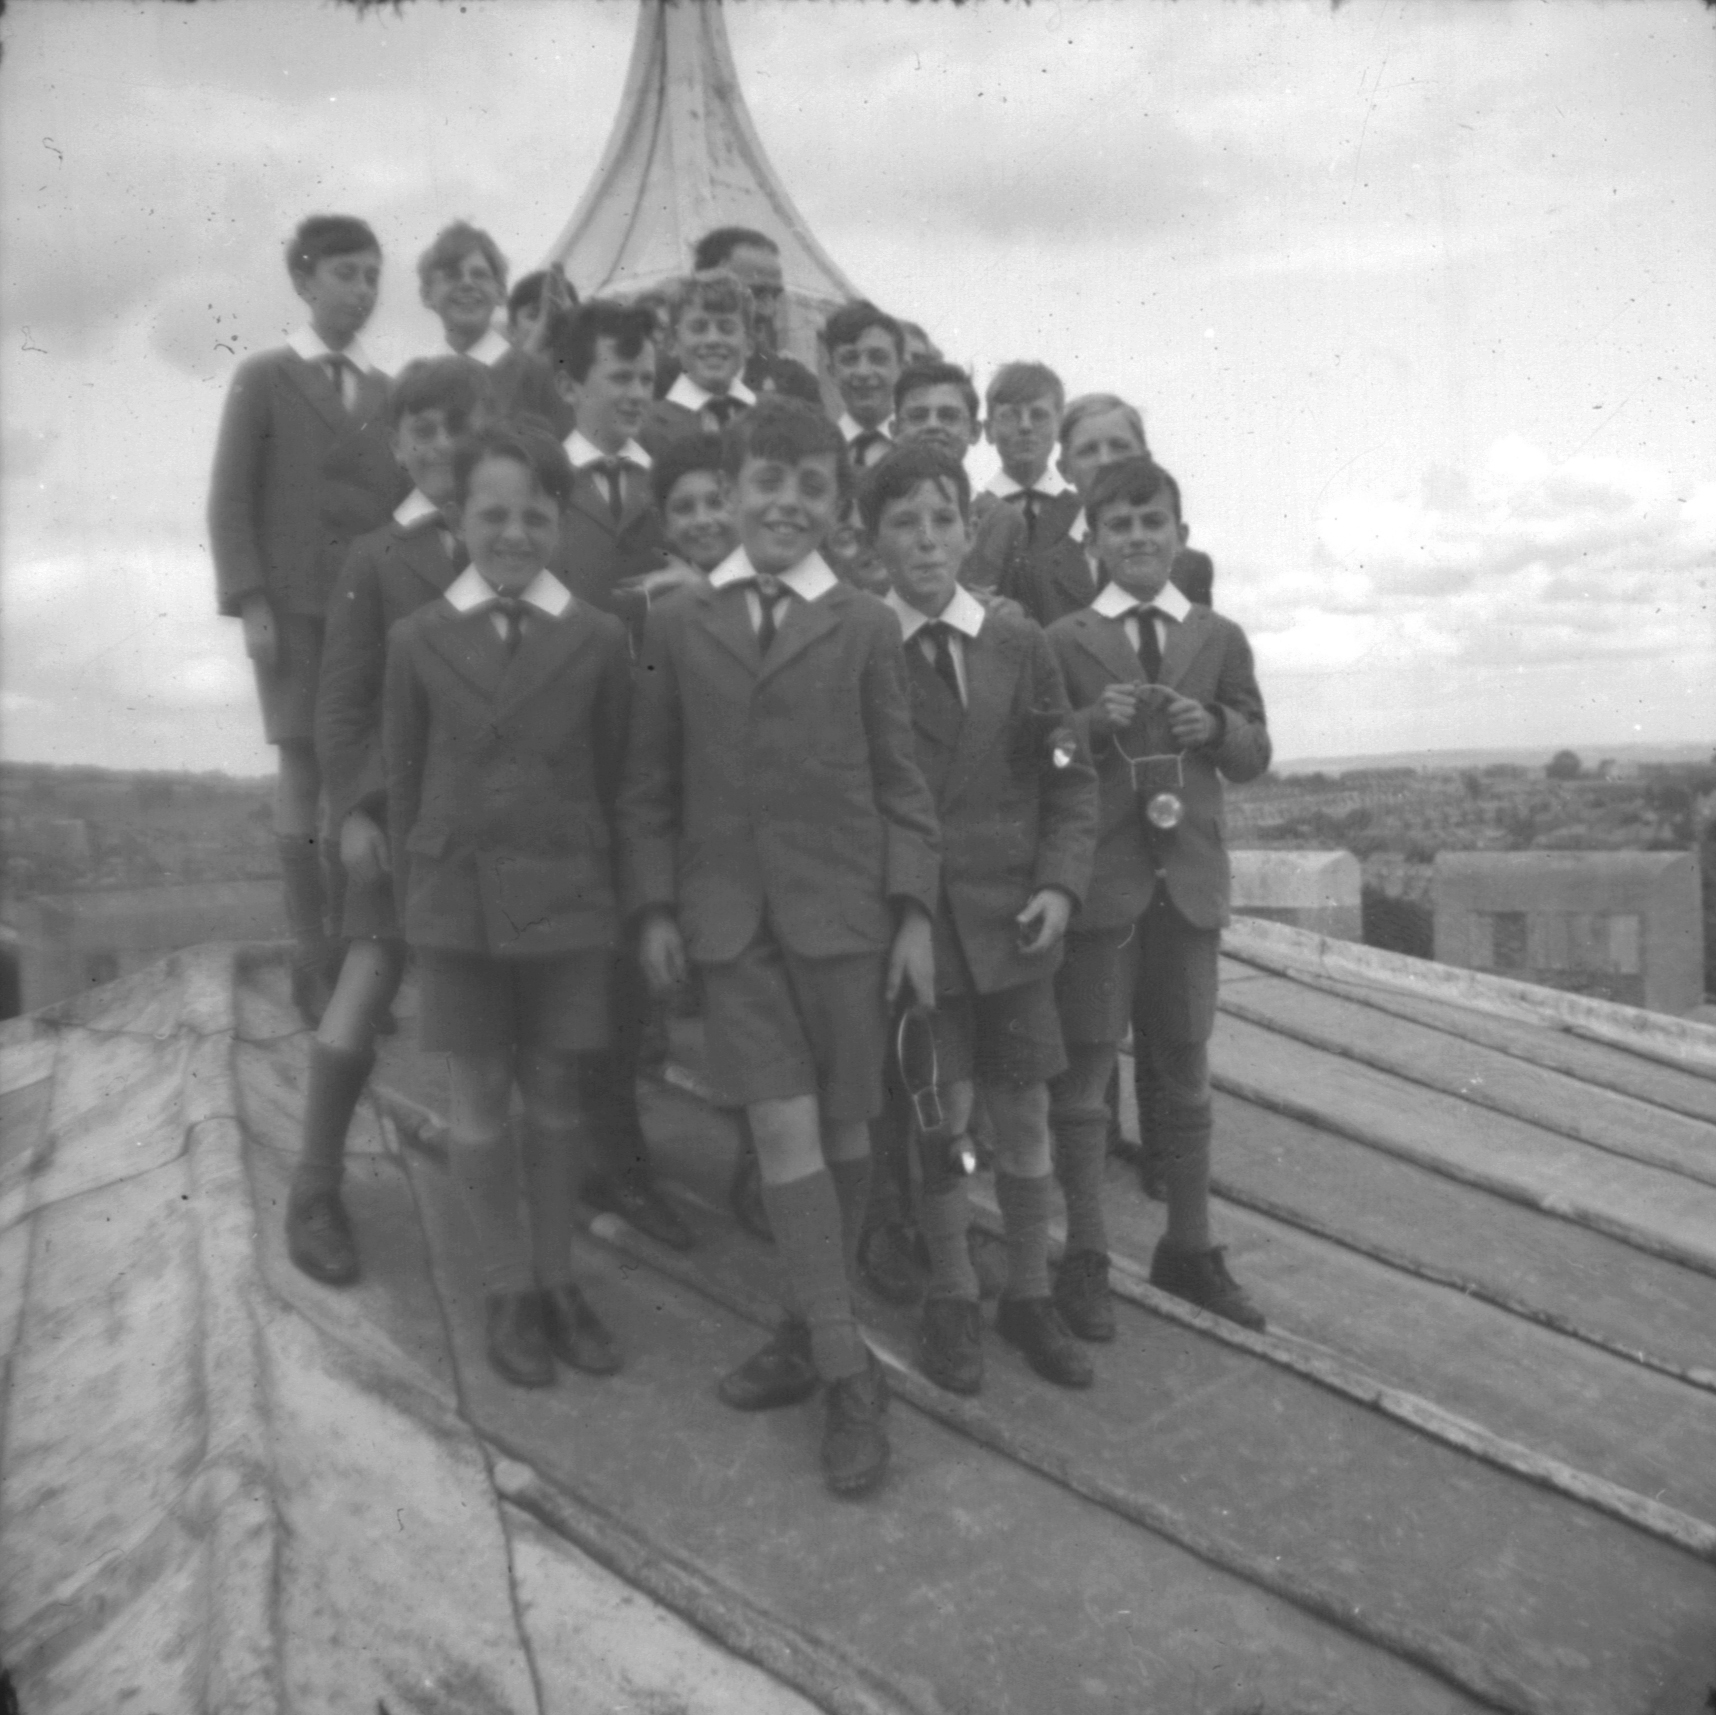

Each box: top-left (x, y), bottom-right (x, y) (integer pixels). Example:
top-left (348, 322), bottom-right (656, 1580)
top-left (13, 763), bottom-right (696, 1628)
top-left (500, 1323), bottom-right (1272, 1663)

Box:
top-left (884, 834), bottom-right (940, 919)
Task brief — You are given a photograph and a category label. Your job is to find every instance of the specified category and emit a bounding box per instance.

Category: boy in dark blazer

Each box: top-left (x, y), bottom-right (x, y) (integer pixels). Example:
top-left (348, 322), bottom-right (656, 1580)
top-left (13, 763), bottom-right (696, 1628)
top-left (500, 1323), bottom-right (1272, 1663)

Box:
top-left (384, 425), bottom-right (633, 1388)
top-left (1046, 457), bottom-right (1271, 1339)
top-left (961, 361), bottom-right (1072, 592)
top-left (821, 302), bottom-right (906, 470)
top-left (620, 398), bottom-right (941, 1496)
top-left (640, 270), bottom-right (758, 457)
top-left (208, 214), bottom-right (408, 1025)
top-left (284, 357), bottom-right (483, 1286)
top-left (863, 446), bottom-right (1099, 1396)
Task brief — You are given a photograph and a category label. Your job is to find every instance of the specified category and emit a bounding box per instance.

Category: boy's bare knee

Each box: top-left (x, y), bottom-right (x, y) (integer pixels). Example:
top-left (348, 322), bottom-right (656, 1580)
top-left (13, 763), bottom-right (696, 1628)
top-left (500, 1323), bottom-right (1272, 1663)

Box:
top-left (982, 1081), bottom-right (1051, 1178)
top-left (748, 1094), bottom-right (825, 1184)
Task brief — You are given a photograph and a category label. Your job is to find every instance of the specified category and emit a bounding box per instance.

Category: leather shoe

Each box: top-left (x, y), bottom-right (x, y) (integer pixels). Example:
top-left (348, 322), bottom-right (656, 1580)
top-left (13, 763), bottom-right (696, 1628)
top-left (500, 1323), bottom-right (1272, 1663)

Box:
top-left (583, 1171), bottom-right (695, 1251)
top-left (1150, 1240), bottom-right (1266, 1331)
top-left (285, 1188), bottom-right (359, 1286)
top-left (485, 1291), bottom-right (555, 1387)
top-left (729, 1147), bottom-right (773, 1243)
top-left (822, 1351), bottom-right (890, 1497)
top-left (540, 1282), bottom-right (621, 1374)
top-left (717, 1319), bottom-right (818, 1410)
top-left (996, 1296), bottom-right (1094, 1389)
top-left (1052, 1248), bottom-right (1116, 1343)
top-left (919, 1295), bottom-right (983, 1395)
top-left (858, 1216), bottom-right (926, 1306)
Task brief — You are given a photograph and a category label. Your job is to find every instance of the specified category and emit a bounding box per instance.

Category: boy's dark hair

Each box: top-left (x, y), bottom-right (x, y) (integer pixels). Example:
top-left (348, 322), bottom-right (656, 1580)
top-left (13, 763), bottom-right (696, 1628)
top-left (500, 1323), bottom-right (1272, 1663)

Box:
top-left (722, 397), bottom-right (852, 502)
top-left (388, 356), bottom-right (485, 430)
top-left (551, 299), bottom-right (657, 383)
top-left (893, 361), bottom-right (980, 422)
top-left (285, 215), bottom-right (379, 280)
top-left (820, 300), bottom-right (905, 360)
top-left (651, 432), bottom-right (727, 510)
top-left (417, 221), bottom-right (508, 292)
top-left (693, 226), bottom-right (776, 271)
top-left (1084, 455), bottom-right (1183, 534)
top-left (986, 360), bottom-right (1066, 415)
top-left (857, 443), bottom-right (971, 535)
top-left (452, 423), bottom-right (574, 510)
top-left (899, 320), bottom-right (942, 359)
top-left (508, 268), bottom-right (580, 322)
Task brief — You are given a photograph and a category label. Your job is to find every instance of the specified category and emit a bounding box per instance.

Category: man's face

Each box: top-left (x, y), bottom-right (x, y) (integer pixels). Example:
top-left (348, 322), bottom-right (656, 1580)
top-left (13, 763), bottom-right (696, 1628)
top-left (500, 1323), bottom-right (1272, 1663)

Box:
top-left (391, 407), bottom-right (460, 507)
top-left (293, 248), bottom-right (381, 349)
top-left (725, 243), bottom-right (783, 353)
top-left (830, 326), bottom-right (902, 429)
top-left (894, 385), bottom-right (978, 459)
top-left (732, 451), bottom-right (842, 575)
top-left (986, 391), bottom-right (1061, 487)
top-left (1059, 406), bottom-right (1146, 498)
top-left (422, 247), bottom-right (503, 347)
top-left (458, 454), bottom-right (562, 596)
top-left (558, 336), bottom-right (656, 453)
top-left (1091, 493), bottom-right (1187, 602)
top-left (676, 305), bottom-right (748, 394)
top-left (662, 469), bottom-right (736, 573)
top-left (874, 478), bottom-right (968, 617)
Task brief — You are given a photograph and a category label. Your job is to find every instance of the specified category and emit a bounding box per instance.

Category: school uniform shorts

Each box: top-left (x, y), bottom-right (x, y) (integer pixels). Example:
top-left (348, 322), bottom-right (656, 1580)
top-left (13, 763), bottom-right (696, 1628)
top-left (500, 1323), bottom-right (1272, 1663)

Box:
top-left (931, 974), bottom-right (1067, 1089)
top-left (417, 949), bottom-right (611, 1056)
top-left (1056, 893), bottom-right (1220, 1049)
top-left (699, 923), bottom-right (888, 1123)
top-left (251, 612), bottom-right (324, 746)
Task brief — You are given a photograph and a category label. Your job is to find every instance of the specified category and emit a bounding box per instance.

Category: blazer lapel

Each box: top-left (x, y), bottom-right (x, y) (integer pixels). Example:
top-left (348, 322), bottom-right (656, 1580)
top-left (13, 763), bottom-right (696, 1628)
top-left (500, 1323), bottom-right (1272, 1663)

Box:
top-left (568, 469), bottom-right (620, 540)
top-left (351, 368), bottom-right (389, 429)
top-left (1072, 610), bottom-right (1145, 690)
top-left (757, 590), bottom-right (839, 685)
top-left (1050, 542), bottom-right (1098, 611)
top-left (498, 604), bottom-right (593, 717)
top-left (702, 583), bottom-right (762, 677)
top-left (1157, 607), bottom-right (1216, 692)
top-left (396, 524), bottom-right (458, 599)
top-left (282, 351), bottom-right (351, 437)
top-left (905, 644), bottom-right (964, 751)
top-left (945, 626), bottom-right (1016, 802)
top-left (422, 604), bottom-right (507, 702)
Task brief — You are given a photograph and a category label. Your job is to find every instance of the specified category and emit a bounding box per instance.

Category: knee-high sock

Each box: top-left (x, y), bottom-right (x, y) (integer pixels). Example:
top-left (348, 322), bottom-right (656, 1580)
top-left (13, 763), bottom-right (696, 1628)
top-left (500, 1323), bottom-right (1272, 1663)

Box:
top-left (760, 1170), bottom-right (866, 1381)
top-left (993, 1170), bottom-right (1053, 1301)
top-left (827, 1153), bottom-right (873, 1284)
top-left (448, 1131), bottom-right (533, 1297)
top-left (294, 1040), bottom-right (373, 1198)
top-left (918, 1178), bottom-right (977, 1301)
top-left (520, 1120), bottom-right (579, 1287)
top-left (1052, 1105), bottom-right (1110, 1258)
top-left (1155, 1040), bottom-right (1214, 1252)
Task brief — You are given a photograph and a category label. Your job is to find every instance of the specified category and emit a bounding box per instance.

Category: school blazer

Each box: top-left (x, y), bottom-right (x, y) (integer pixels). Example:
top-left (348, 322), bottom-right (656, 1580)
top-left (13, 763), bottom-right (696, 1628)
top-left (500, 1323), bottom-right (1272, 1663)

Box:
top-left (383, 598), bottom-right (631, 958)
top-left (1002, 532), bottom-right (1100, 632)
top-left (316, 516), bottom-right (460, 831)
top-left (551, 464), bottom-right (666, 640)
top-left (902, 610), bottom-right (1097, 995)
top-left (1047, 604), bottom-right (1270, 933)
top-left (207, 347), bottom-right (407, 619)
top-left (619, 580), bottom-right (941, 964)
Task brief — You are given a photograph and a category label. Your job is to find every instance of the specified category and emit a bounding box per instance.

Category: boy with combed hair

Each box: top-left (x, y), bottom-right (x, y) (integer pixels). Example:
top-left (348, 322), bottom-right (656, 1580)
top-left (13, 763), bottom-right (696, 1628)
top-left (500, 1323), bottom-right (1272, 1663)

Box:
top-left (208, 213), bottom-right (407, 1025)
top-left (1045, 456), bottom-right (1270, 1342)
top-left (685, 227), bottom-right (822, 403)
top-left (641, 270), bottom-right (757, 453)
top-left (821, 301), bottom-right (906, 470)
top-left (862, 445), bottom-right (1099, 1395)
top-left (620, 397), bottom-right (941, 1496)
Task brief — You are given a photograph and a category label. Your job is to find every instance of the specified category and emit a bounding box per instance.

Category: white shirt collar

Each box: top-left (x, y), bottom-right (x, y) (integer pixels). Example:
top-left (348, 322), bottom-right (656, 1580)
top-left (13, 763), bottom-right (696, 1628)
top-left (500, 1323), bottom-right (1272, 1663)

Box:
top-left (885, 584), bottom-right (985, 643)
top-left (666, 371), bottom-right (757, 412)
top-left (838, 412), bottom-right (892, 444)
top-left (444, 565), bottom-right (572, 617)
top-left (564, 429), bottom-right (652, 470)
top-left (393, 489), bottom-right (443, 529)
top-left (288, 326), bottom-right (375, 373)
top-left (449, 326), bottom-right (512, 367)
top-left (1067, 508), bottom-right (1090, 545)
top-left (707, 545), bottom-right (839, 602)
top-left (986, 465), bottom-right (1071, 501)
top-left (1090, 578), bottom-right (1191, 623)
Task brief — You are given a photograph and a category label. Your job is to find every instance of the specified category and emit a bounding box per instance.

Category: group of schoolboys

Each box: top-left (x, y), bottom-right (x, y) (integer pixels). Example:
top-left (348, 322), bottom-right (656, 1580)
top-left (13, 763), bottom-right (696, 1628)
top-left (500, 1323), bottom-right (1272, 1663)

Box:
top-left (209, 211), bottom-right (1270, 1501)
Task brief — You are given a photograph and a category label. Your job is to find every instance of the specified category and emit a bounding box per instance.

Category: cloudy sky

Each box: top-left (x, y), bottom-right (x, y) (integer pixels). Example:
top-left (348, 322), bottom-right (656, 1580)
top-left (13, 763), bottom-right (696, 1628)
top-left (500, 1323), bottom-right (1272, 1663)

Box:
top-left (3, 0), bottom-right (1712, 774)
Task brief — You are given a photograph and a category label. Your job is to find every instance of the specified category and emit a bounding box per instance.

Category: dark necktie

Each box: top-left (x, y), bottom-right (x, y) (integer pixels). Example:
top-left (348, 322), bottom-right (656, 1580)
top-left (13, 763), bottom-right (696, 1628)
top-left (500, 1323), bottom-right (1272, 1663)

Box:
top-left (754, 579), bottom-right (789, 653)
top-left (322, 353), bottom-right (353, 410)
top-left (703, 395), bottom-right (743, 430)
top-left (1134, 605), bottom-right (1163, 683)
top-left (921, 621), bottom-right (963, 705)
top-left (851, 429), bottom-right (887, 469)
top-left (493, 596), bottom-right (527, 658)
top-left (1007, 488), bottom-right (1043, 543)
top-left (593, 458), bottom-right (628, 525)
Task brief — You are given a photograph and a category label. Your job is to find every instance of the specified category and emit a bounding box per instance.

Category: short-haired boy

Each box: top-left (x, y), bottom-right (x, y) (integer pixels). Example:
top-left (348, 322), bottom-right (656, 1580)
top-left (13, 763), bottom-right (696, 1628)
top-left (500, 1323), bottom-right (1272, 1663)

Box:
top-left (287, 356), bottom-right (484, 1285)
top-left (821, 301), bottom-right (905, 471)
top-left (862, 445), bottom-right (1099, 1395)
top-left (1045, 456), bottom-right (1271, 1340)
top-left (686, 228), bottom-right (822, 404)
top-left (641, 270), bottom-right (757, 453)
top-left (208, 213), bottom-right (407, 1025)
top-left (621, 398), bottom-right (941, 1496)
top-left (641, 432), bottom-right (737, 595)
top-left (385, 425), bottom-right (633, 1387)
top-left (891, 362), bottom-right (982, 463)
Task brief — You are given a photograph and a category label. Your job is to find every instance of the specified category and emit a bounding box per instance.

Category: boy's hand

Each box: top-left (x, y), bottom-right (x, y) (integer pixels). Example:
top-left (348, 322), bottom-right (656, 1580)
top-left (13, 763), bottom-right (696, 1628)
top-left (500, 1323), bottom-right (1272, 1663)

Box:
top-left (1162, 691), bottom-right (1217, 749)
top-left (886, 905), bottom-right (936, 1011)
top-left (240, 593), bottom-right (278, 671)
top-left (1015, 887), bottom-right (1072, 957)
top-left (1091, 681), bottom-right (1144, 736)
top-left (638, 910), bottom-right (688, 997)
top-left (339, 812), bottom-right (389, 888)
top-left (523, 264), bottom-right (575, 356)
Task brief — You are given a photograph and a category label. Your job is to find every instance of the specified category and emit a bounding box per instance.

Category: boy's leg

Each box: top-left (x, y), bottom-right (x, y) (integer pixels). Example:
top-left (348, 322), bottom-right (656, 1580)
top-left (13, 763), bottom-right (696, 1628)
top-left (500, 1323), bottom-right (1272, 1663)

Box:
top-left (275, 739), bottom-right (333, 1026)
top-left (857, 1070), bottom-right (926, 1305)
top-left (913, 1072), bottom-right (984, 1394)
top-left (1139, 899), bottom-right (1265, 1331)
top-left (287, 937), bottom-right (404, 1284)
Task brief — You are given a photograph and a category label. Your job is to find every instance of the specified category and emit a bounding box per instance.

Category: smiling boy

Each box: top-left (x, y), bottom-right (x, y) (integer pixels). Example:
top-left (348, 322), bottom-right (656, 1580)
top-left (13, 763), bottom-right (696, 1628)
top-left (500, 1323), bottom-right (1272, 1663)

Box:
top-left (1044, 456), bottom-right (1271, 1339)
top-left (822, 301), bottom-right (906, 471)
top-left (642, 270), bottom-right (757, 454)
top-left (620, 398), bottom-right (940, 1496)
